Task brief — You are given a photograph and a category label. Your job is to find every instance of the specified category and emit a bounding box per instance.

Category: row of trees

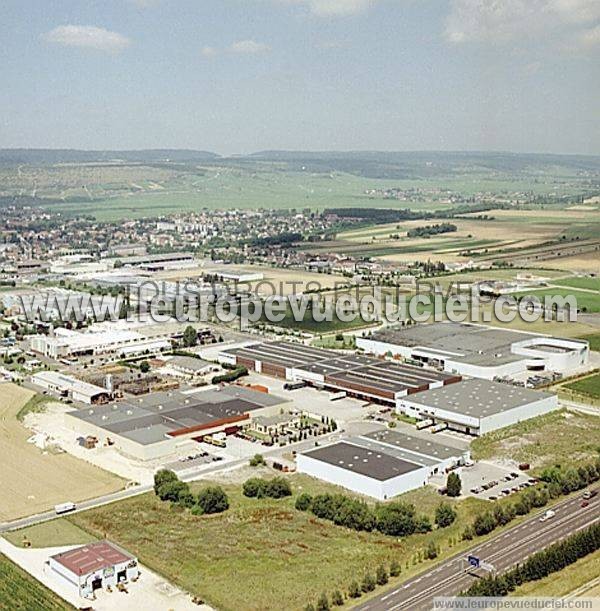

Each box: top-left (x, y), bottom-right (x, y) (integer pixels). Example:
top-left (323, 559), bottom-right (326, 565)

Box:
top-left (243, 477), bottom-right (292, 499)
top-left (462, 522), bottom-right (600, 597)
top-left (153, 470), bottom-right (229, 515)
top-left (295, 492), bottom-right (456, 536)
top-left (462, 457), bottom-right (600, 541)
top-left (211, 366), bottom-right (248, 384)
top-left (304, 560), bottom-right (404, 610)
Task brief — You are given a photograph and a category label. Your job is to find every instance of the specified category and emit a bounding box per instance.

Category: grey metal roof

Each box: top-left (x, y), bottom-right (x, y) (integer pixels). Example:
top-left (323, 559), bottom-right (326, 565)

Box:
top-left (403, 378), bottom-right (554, 420)
top-left (361, 429), bottom-right (467, 461)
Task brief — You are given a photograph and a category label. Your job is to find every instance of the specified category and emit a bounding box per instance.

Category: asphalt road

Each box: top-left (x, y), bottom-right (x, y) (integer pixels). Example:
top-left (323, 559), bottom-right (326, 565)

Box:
top-left (355, 488), bottom-right (600, 611)
top-left (0, 431), bottom-right (335, 534)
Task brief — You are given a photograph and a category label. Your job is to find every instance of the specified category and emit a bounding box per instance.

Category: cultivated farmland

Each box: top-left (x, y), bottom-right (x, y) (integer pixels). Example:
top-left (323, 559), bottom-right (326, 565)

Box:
top-left (0, 384), bottom-right (124, 521)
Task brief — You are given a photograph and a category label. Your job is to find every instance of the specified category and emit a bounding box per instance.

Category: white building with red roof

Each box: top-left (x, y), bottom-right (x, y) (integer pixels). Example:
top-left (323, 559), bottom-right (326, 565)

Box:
top-left (48, 540), bottom-right (139, 598)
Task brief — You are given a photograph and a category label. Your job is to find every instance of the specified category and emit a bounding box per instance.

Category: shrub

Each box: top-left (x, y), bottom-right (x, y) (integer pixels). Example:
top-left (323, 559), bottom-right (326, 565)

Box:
top-left (348, 581), bottom-right (361, 598)
top-left (473, 512), bottom-right (496, 536)
top-left (243, 478), bottom-right (268, 498)
top-left (331, 590), bottom-right (344, 606)
top-left (266, 476), bottom-right (292, 499)
top-left (316, 592), bottom-right (330, 611)
top-left (390, 559), bottom-right (401, 577)
top-left (195, 486), bottom-right (229, 515)
top-left (435, 502), bottom-right (457, 528)
top-left (361, 573), bottom-right (376, 593)
top-left (249, 454), bottom-right (266, 467)
top-left (295, 493), bottom-right (313, 511)
top-left (376, 564), bottom-right (389, 585)
top-left (425, 541), bottom-right (438, 560)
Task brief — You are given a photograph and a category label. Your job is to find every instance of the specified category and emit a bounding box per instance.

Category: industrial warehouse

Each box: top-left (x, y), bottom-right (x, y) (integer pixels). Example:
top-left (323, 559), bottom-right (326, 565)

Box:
top-left (397, 378), bottom-right (559, 435)
top-left (219, 341), bottom-right (460, 406)
top-left (297, 429), bottom-right (469, 500)
top-left (356, 322), bottom-right (589, 379)
top-left (64, 385), bottom-right (288, 460)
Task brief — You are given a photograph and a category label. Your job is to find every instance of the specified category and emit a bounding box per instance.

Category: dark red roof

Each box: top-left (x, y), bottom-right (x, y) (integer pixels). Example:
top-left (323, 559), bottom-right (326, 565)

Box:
top-left (51, 541), bottom-right (133, 576)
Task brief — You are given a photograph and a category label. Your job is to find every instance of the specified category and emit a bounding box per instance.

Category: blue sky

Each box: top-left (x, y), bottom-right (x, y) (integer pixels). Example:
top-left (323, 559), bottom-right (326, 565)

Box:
top-left (1, 0), bottom-right (599, 154)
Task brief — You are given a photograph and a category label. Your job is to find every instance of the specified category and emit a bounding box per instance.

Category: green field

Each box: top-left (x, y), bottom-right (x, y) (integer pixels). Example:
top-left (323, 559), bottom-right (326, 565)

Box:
top-left (512, 287), bottom-right (600, 313)
top-left (552, 276), bottom-right (600, 291)
top-left (579, 333), bottom-right (600, 352)
top-left (67, 475), bottom-right (489, 611)
top-left (0, 553), bottom-right (73, 610)
top-left (471, 409), bottom-right (600, 469)
top-left (565, 373), bottom-right (600, 400)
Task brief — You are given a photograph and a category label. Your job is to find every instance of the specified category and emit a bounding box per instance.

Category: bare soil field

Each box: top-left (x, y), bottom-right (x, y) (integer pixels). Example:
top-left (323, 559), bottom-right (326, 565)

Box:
top-left (0, 384), bottom-right (124, 522)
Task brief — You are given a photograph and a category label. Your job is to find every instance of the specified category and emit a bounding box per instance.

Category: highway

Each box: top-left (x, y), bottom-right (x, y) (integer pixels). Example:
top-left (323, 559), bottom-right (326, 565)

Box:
top-left (355, 489), bottom-right (600, 611)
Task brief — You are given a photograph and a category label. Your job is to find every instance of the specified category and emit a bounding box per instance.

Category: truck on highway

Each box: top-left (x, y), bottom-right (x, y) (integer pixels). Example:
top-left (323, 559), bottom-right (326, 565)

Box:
top-left (54, 502), bottom-right (76, 515)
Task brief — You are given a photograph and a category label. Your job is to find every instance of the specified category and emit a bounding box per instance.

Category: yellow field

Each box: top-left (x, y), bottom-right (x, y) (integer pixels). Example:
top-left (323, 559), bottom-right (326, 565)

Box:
top-left (0, 383), bottom-right (124, 522)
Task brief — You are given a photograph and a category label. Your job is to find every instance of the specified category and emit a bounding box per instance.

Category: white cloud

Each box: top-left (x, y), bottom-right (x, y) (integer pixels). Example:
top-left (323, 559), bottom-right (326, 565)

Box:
top-left (445, 0), bottom-right (600, 48)
top-left (201, 46), bottom-right (218, 58)
top-left (43, 25), bottom-right (131, 53)
top-left (278, 0), bottom-right (375, 17)
top-left (229, 40), bottom-right (271, 54)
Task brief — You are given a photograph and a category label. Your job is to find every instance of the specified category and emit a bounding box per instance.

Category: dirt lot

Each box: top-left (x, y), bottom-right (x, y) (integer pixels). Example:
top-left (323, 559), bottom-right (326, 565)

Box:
top-left (0, 383), bottom-right (124, 522)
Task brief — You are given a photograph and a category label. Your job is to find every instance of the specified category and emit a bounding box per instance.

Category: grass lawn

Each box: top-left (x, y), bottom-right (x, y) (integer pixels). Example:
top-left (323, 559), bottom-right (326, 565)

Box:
top-left (3, 519), bottom-right (95, 549)
top-left (565, 373), bottom-right (600, 401)
top-left (512, 287), bottom-right (600, 313)
top-left (67, 475), bottom-right (489, 611)
top-left (511, 548), bottom-right (600, 597)
top-left (0, 553), bottom-right (73, 610)
top-left (311, 334), bottom-right (356, 350)
top-left (471, 409), bottom-right (600, 470)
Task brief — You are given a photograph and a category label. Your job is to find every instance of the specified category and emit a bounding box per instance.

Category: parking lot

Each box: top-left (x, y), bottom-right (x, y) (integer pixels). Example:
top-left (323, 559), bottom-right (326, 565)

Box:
top-left (458, 461), bottom-right (537, 500)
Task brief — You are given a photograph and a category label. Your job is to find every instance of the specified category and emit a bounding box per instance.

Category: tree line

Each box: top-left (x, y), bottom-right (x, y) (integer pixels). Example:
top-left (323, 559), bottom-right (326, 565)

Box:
top-left (295, 492), bottom-right (456, 536)
top-left (407, 223), bottom-right (457, 238)
top-left (153, 469), bottom-right (229, 515)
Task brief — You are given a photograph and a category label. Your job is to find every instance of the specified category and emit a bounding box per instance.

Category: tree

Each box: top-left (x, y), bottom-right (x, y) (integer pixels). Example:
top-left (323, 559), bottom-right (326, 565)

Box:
top-left (331, 590), bottom-right (344, 606)
top-left (295, 493), bottom-right (313, 512)
top-left (473, 512), bottom-right (497, 536)
top-left (157, 480), bottom-right (190, 503)
top-left (435, 502), bottom-right (457, 528)
top-left (316, 592), bottom-right (330, 611)
top-left (183, 325), bottom-right (198, 347)
top-left (376, 564), bottom-right (388, 586)
top-left (194, 486), bottom-right (229, 515)
top-left (153, 469), bottom-right (179, 495)
top-left (375, 502), bottom-right (417, 536)
top-left (249, 454), bottom-right (266, 467)
top-left (139, 360), bottom-right (150, 374)
top-left (446, 472), bottom-right (462, 497)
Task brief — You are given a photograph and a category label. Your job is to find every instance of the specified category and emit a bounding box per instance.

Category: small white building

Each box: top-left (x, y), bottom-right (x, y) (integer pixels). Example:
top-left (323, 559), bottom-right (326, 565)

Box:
top-left (48, 541), bottom-right (139, 599)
